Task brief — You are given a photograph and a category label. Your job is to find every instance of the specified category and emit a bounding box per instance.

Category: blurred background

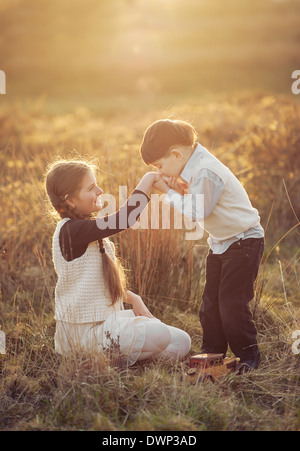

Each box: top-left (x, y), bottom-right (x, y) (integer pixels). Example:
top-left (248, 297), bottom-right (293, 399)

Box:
top-left (0, 2), bottom-right (300, 431)
top-left (1, 0), bottom-right (300, 112)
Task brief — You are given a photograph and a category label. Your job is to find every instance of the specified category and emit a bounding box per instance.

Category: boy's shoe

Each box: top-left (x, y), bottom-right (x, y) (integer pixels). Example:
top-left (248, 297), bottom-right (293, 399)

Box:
top-left (236, 353), bottom-right (261, 375)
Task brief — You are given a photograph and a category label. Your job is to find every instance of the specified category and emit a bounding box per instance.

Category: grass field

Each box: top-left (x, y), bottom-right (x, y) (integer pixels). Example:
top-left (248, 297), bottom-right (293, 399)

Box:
top-left (0, 91), bottom-right (300, 431)
top-left (1, 0), bottom-right (300, 433)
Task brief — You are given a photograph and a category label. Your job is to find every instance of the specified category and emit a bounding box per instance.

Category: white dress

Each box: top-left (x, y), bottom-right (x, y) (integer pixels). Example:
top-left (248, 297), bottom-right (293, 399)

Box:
top-left (55, 309), bottom-right (163, 366)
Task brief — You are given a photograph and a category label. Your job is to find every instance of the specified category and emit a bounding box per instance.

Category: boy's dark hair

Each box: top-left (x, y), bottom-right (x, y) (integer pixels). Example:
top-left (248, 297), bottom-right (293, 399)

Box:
top-left (140, 119), bottom-right (197, 165)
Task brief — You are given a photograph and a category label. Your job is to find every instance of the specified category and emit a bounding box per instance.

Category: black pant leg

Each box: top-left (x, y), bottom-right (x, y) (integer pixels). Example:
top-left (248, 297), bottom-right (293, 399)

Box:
top-left (200, 250), bottom-right (228, 355)
top-left (218, 238), bottom-right (264, 361)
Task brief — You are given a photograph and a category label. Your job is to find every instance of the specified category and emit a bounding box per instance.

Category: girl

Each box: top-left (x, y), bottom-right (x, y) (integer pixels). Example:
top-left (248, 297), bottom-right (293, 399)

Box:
top-left (45, 159), bottom-right (191, 366)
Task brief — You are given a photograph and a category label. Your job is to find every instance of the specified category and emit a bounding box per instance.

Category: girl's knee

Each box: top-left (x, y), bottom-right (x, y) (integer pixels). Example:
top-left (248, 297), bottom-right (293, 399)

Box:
top-left (170, 325), bottom-right (191, 345)
top-left (176, 329), bottom-right (191, 357)
top-left (143, 321), bottom-right (171, 354)
top-left (159, 326), bottom-right (191, 360)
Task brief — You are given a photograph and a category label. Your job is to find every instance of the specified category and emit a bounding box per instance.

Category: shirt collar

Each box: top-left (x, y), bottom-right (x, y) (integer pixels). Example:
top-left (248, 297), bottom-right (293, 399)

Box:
top-left (180, 142), bottom-right (205, 183)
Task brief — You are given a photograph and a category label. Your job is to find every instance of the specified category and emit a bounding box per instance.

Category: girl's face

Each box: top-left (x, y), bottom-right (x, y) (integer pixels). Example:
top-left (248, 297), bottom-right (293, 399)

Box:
top-left (66, 169), bottom-right (103, 216)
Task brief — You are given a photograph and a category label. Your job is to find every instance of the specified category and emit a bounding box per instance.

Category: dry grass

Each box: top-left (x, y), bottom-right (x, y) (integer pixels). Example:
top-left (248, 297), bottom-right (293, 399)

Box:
top-left (0, 92), bottom-right (300, 431)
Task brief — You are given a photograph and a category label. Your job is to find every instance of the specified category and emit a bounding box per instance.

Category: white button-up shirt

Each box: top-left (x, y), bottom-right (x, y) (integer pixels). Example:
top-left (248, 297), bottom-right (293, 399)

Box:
top-left (164, 143), bottom-right (264, 254)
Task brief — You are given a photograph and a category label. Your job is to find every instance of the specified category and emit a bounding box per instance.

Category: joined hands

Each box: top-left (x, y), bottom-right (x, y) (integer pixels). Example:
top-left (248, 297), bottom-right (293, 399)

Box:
top-left (152, 173), bottom-right (188, 195)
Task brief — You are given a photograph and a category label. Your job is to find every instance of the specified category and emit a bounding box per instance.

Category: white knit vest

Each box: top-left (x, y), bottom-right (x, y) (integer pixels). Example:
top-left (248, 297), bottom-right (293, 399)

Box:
top-left (194, 147), bottom-right (260, 240)
top-left (52, 218), bottom-right (123, 323)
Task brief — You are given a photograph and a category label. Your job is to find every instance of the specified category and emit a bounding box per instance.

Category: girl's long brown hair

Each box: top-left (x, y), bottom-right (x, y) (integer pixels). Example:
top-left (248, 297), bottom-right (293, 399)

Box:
top-left (45, 159), bottom-right (126, 306)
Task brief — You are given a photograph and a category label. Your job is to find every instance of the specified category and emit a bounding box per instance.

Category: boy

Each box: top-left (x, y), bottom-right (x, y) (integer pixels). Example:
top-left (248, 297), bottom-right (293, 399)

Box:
top-left (140, 119), bottom-right (265, 373)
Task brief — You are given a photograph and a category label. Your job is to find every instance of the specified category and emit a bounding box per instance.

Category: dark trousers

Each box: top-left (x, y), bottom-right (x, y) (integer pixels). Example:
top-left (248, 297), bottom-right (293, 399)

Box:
top-left (200, 237), bottom-right (264, 361)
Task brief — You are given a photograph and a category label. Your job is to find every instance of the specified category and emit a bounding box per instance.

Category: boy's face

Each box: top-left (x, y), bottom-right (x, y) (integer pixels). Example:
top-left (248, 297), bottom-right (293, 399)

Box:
top-left (152, 148), bottom-right (186, 178)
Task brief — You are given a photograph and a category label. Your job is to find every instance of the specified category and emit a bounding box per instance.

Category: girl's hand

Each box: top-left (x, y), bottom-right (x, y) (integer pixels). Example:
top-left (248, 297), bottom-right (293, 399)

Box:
top-left (135, 172), bottom-right (163, 197)
top-left (163, 176), bottom-right (188, 195)
top-left (132, 296), bottom-right (155, 318)
top-left (152, 172), bottom-right (163, 183)
top-left (144, 171), bottom-right (162, 183)
top-left (125, 291), bottom-right (155, 319)
top-left (152, 177), bottom-right (170, 193)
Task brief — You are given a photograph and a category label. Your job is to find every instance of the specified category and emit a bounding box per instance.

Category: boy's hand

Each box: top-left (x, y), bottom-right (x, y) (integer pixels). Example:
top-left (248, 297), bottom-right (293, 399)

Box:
top-left (162, 176), bottom-right (188, 195)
